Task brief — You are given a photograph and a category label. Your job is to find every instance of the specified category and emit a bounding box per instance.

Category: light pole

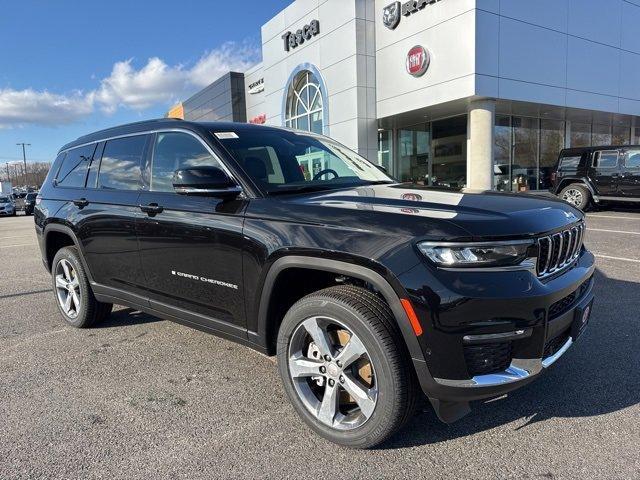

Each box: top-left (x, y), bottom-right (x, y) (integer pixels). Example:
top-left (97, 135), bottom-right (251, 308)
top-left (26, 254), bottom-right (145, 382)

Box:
top-left (16, 143), bottom-right (31, 187)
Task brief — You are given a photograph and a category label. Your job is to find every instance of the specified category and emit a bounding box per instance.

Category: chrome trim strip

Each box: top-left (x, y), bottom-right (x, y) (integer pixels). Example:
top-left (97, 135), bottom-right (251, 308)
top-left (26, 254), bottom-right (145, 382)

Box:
top-left (434, 338), bottom-right (573, 388)
top-left (463, 329), bottom-right (531, 344)
top-left (541, 338), bottom-right (573, 368)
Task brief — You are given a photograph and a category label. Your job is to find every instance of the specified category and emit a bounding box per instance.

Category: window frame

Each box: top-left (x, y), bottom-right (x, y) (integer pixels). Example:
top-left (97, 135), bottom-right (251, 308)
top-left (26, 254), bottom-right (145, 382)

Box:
top-left (592, 149), bottom-right (620, 170)
top-left (148, 130), bottom-right (230, 193)
top-left (97, 134), bottom-right (150, 192)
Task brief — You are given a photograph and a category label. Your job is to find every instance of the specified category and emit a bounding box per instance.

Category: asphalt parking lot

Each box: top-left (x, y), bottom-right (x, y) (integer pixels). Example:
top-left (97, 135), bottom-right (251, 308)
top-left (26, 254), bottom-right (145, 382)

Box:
top-left (1, 209), bottom-right (639, 479)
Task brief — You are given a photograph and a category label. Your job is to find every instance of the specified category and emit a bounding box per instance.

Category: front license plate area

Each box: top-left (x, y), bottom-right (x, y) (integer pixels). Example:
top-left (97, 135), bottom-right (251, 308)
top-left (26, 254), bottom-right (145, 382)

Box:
top-left (571, 298), bottom-right (593, 341)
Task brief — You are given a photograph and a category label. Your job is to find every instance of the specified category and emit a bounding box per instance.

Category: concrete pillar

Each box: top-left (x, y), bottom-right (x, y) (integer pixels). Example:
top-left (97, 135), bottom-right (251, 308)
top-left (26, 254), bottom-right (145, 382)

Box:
top-left (466, 99), bottom-right (496, 190)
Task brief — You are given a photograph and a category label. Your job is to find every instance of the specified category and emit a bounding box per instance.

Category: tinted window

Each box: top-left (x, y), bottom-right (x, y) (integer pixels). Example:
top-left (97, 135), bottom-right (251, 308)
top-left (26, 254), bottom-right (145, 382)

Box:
top-left (56, 144), bottom-right (96, 188)
top-left (150, 132), bottom-right (221, 192)
top-left (593, 150), bottom-right (619, 169)
top-left (558, 155), bottom-right (581, 170)
top-left (625, 150), bottom-right (640, 169)
top-left (98, 135), bottom-right (147, 190)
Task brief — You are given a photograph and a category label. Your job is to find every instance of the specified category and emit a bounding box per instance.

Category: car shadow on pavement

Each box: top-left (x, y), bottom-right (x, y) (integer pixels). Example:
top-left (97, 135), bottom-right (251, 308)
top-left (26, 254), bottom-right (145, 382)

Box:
top-left (379, 268), bottom-right (640, 449)
top-left (94, 308), bottom-right (162, 329)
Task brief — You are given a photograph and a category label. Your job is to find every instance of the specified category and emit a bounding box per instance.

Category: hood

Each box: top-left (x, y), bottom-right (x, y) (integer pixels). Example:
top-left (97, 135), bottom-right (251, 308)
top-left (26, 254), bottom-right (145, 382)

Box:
top-left (280, 184), bottom-right (583, 240)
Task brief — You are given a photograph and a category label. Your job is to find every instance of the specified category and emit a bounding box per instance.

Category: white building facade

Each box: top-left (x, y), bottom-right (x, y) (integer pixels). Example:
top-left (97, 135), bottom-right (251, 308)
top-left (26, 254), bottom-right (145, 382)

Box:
top-left (180, 0), bottom-right (640, 192)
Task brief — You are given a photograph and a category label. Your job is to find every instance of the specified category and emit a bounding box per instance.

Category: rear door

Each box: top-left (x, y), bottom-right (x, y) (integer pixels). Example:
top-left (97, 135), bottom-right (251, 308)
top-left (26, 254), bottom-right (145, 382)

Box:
top-left (620, 148), bottom-right (640, 198)
top-left (136, 131), bottom-right (248, 336)
top-left (73, 134), bottom-right (150, 298)
top-left (590, 149), bottom-right (621, 197)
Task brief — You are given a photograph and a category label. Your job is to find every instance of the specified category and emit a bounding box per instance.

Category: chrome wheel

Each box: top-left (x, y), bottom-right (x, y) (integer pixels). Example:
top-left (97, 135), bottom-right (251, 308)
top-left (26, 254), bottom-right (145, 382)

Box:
top-left (55, 259), bottom-right (81, 319)
top-left (287, 316), bottom-right (377, 431)
top-left (562, 188), bottom-right (584, 207)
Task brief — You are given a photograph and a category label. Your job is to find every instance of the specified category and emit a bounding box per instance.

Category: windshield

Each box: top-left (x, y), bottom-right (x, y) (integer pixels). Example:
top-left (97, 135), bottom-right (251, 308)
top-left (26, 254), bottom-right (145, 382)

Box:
top-left (214, 129), bottom-right (394, 193)
top-left (0, 197), bottom-right (10, 203)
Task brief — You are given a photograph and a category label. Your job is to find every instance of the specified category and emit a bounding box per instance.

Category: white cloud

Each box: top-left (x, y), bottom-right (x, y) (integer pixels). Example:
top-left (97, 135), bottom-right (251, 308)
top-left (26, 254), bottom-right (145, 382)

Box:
top-left (0, 41), bottom-right (260, 128)
top-left (0, 88), bottom-right (93, 128)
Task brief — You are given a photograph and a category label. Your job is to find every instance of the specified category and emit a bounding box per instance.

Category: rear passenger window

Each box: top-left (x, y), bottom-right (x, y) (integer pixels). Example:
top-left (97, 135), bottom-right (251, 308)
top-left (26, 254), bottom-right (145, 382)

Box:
top-left (55, 144), bottom-right (97, 188)
top-left (625, 150), bottom-right (640, 169)
top-left (558, 155), bottom-right (581, 170)
top-left (593, 150), bottom-right (619, 169)
top-left (150, 132), bottom-right (221, 192)
top-left (98, 135), bottom-right (147, 190)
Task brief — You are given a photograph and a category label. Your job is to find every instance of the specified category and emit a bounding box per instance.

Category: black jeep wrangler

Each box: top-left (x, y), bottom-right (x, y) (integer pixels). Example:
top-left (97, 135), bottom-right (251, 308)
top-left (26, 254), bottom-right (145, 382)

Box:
top-left (35, 119), bottom-right (595, 448)
top-left (552, 145), bottom-right (640, 210)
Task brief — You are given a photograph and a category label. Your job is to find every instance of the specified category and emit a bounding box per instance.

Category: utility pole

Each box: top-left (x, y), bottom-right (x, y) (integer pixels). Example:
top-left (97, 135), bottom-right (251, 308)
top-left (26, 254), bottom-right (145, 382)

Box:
top-left (16, 143), bottom-right (31, 187)
top-left (5, 163), bottom-right (11, 184)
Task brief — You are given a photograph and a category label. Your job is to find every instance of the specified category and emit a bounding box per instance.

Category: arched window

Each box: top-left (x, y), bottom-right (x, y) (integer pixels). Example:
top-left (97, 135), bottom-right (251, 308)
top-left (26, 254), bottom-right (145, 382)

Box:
top-left (284, 67), bottom-right (326, 134)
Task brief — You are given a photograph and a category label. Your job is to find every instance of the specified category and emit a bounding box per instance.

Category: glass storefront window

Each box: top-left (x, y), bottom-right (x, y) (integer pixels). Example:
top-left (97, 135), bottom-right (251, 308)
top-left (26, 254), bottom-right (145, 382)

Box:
top-left (494, 115), bottom-right (512, 191)
top-left (377, 130), bottom-right (392, 172)
top-left (431, 116), bottom-right (467, 189)
top-left (612, 126), bottom-right (631, 146)
top-left (571, 123), bottom-right (591, 147)
top-left (539, 119), bottom-right (565, 190)
top-left (398, 125), bottom-right (430, 184)
top-left (512, 117), bottom-right (539, 191)
top-left (592, 124), bottom-right (612, 146)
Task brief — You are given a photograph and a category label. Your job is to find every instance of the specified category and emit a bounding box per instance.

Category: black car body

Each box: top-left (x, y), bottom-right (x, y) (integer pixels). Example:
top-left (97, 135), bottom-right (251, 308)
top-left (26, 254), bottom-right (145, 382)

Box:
top-left (552, 145), bottom-right (640, 209)
top-left (35, 119), bottom-right (595, 447)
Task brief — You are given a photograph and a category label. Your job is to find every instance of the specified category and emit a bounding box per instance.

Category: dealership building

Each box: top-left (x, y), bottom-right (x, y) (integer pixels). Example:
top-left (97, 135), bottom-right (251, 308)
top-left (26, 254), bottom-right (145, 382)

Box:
top-left (168, 0), bottom-right (640, 192)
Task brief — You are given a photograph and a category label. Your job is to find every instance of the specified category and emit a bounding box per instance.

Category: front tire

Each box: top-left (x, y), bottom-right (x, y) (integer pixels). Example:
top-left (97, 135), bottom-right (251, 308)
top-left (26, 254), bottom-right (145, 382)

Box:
top-left (277, 285), bottom-right (416, 449)
top-left (51, 247), bottom-right (113, 328)
top-left (559, 184), bottom-right (590, 210)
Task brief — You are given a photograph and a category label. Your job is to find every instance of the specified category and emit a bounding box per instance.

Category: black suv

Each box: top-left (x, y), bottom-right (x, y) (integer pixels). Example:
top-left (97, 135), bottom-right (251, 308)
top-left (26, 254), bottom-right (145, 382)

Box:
top-left (552, 145), bottom-right (640, 210)
top-left (36, 119), bottom-right (595, 448)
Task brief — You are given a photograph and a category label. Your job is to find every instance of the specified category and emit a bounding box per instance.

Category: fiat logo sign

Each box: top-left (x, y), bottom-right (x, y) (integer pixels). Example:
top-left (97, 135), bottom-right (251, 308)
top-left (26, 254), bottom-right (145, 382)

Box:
top-left (406, 45), bottom-right (430, 77)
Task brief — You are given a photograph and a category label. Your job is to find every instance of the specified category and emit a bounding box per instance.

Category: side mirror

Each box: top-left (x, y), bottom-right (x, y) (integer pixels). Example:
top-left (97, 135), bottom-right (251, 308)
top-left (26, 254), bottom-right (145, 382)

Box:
top-left (173, 166), bottom-right (241, 199)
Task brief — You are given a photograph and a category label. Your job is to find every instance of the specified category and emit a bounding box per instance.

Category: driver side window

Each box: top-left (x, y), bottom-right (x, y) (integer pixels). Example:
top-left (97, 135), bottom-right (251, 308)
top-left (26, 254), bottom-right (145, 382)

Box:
top-left (150, 132), bottom-right (221, 192)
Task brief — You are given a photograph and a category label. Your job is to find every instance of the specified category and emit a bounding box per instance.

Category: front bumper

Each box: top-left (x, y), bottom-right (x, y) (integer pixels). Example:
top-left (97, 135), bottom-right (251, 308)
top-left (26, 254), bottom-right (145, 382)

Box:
top-left (400, 248), bottom-right (595, 407)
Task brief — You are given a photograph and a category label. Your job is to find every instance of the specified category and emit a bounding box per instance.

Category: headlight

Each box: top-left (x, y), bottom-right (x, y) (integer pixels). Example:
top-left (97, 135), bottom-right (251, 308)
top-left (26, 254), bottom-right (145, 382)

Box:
top-left (417, 240), bottom-right (533, 268)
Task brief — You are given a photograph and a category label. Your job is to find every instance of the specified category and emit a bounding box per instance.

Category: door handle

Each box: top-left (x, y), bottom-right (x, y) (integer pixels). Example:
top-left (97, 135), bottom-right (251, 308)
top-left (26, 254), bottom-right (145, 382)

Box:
top-left (72, 198), bottom-right (89, 208)
top-left (139, 203), bottom-right (164, 216)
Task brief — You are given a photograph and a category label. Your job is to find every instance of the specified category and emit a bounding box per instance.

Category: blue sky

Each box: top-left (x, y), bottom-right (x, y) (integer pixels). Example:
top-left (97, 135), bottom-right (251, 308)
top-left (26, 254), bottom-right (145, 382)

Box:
top-left (0, 0), bottom-right (291, 166)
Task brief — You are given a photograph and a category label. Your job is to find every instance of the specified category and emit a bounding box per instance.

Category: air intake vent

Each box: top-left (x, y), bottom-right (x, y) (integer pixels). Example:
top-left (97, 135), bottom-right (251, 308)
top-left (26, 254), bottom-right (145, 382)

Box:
top-left (537, 223), bottom-right (584, 278)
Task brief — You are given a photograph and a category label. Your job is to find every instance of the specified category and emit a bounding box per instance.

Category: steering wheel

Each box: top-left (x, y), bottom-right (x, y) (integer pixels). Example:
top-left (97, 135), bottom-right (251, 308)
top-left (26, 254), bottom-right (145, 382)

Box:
top-left (313, 169), bottom-right (339, 181)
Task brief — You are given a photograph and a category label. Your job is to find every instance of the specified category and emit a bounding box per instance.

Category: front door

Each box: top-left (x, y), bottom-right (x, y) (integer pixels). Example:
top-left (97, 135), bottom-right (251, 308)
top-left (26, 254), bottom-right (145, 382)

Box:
top-left (591, 149), bottom-right (621, 197)
top-left (136, 131), bottom-right (248, 337)
top-left (620, 148), bottom-right (640, 198)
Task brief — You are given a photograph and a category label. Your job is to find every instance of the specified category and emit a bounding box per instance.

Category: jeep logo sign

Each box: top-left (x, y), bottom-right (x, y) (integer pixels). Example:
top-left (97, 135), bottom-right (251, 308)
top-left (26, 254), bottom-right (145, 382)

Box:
top-left (282, 20), bottom-right (320, 52)
top-left (406, 46), bottom-right (430, 77)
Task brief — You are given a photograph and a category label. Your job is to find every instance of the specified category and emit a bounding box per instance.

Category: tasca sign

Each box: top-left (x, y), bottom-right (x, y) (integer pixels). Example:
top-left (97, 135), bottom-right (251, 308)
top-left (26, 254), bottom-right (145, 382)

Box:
top-left (383, 0), bottom-right (444, 30)
top-left (282, 20), bottom-right (320, 51)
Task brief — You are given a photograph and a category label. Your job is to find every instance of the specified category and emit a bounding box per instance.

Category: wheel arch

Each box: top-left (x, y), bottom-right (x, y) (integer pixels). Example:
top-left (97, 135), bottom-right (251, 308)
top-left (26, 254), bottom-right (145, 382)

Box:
top-left (557, 178), bottom-right (596, 197)
top-left (253, 256), bottom-right (425, 364)
top-left (43, 223), bottom-right (95, 282)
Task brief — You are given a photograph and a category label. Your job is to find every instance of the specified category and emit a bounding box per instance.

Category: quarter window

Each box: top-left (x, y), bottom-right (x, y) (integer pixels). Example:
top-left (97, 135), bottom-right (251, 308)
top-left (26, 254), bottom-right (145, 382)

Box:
top-left (98, 135), bottom-right (147, 190)
top-left (150, 132), bottom-right (221, 192)
top-left (56, 144), bottom-right (97, 188)
top-left (593, 150), bottom-right (619, 169)
top-left (558, 155), bottom-right (582, 170)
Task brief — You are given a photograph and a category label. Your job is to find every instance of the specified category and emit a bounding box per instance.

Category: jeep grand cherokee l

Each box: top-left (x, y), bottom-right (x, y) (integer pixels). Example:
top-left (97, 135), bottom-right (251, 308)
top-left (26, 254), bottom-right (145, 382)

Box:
top-left (35, 119), bottom-right (595, 448)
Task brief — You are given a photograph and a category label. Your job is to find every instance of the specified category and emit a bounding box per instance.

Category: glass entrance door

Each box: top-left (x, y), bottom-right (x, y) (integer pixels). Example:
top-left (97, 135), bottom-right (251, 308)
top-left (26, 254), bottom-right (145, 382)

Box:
top-left (397, 125), bottom-right (431, 184)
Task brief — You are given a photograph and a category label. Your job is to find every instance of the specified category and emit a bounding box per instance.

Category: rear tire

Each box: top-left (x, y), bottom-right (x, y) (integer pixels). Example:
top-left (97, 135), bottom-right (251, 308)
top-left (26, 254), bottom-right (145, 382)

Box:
top-left (51, 246), bottom-right (113, 328)
top-left (559, 184), bottom-right (590, 210)
top-left (277, 285), bottom-right (416, 449)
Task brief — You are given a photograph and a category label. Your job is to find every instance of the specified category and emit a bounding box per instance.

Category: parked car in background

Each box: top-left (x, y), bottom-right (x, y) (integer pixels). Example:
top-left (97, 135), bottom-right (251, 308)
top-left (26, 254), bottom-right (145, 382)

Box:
top-left (16, 192), bottom-right (38, 215)
top-left (552, 146), bottom-right (640, 210)
top-left (0, 195), bottom-right (16, 216)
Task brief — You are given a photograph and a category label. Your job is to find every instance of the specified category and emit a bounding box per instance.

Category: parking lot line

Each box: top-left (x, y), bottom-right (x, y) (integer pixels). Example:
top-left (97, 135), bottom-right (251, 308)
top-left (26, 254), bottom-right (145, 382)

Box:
top-left (588, 228), bottom-right (640, 235)
top-left (0, 243), bottom-right (34, 249)
top-left (594, 254), bottom-right (640, 263)
top-left (0, 234), bottom-right (33, 239)
top-left (587, 214), bottom-right (640, 221)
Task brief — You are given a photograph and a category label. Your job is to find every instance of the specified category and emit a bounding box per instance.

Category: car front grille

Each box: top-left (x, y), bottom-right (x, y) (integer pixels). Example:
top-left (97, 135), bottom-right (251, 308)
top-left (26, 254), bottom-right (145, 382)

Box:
top-left (537, 223), bottom-right (585, 279)
top-left (464, 342), bottom-right (512, 376)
